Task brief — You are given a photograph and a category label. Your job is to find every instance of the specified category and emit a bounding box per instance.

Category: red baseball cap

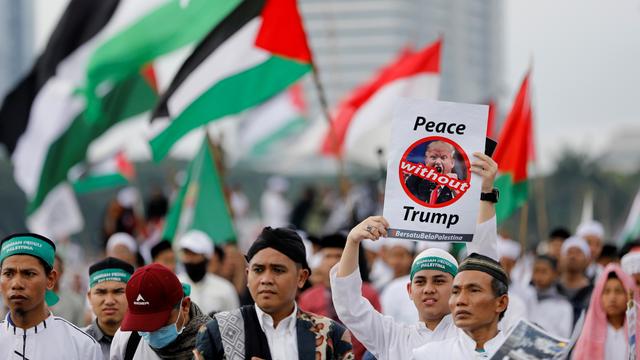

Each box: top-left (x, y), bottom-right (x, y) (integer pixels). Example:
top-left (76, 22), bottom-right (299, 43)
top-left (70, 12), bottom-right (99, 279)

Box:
top-left (120, 263), bottom-right (184, 332)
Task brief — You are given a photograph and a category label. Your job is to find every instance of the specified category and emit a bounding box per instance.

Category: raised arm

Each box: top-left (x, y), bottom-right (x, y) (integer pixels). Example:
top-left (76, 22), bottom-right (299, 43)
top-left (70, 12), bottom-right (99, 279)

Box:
top-left (336, 216), bottom-right (388, 278)
top-left (333, 216), bottom-right (410, 358)
top-left (466, 152), bottom-right (499, 260)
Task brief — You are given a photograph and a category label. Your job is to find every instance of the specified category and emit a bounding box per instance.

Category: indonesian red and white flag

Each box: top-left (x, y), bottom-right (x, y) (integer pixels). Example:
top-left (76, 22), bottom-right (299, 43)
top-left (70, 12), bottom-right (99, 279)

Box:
top-left (321, 39), bottom-right (442, 167)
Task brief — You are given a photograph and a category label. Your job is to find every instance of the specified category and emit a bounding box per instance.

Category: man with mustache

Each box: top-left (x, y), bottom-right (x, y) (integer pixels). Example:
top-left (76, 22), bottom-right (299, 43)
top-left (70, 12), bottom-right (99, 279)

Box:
top-left (83, 257), bottom-right (134, 359)
top-left (195, 227), bottom-right (354, 359)
top-left (331, 152), bottom-right (504, 359)
top-left (0, 233), bottom-right (102, 359)
top-left (406, 141), bottom-right (460, 204)
top-left (412, 253), bottom-right (509, 359)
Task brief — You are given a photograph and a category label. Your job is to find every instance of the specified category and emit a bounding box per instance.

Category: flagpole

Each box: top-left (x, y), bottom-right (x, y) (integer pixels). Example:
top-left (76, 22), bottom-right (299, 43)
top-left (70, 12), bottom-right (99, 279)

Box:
top-left (519, 203), bottom-right (529, 251)
top-left (205, 130), bottom-right (233, 213)
top-left (533, 167), bottom-right (549, 245)
top-left (310, 62), bottom-right (346, 180)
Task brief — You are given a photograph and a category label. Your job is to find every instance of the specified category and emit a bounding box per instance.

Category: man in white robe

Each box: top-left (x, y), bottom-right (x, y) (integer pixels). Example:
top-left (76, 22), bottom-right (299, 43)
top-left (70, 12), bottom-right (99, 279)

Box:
top-left (496, 236), bottom-right (529, 330)
top-left (412, 253), bottom-right (509, 359)
top-left (330, 152), bottom-right (504, 359)
top-left (0, 233), bottom-right (102, 360)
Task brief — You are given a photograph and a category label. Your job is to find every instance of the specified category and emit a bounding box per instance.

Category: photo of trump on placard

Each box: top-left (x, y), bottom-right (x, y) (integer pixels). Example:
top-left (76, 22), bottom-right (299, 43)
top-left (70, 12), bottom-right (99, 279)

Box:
top-left (402, 138), bottom-right (470, 206)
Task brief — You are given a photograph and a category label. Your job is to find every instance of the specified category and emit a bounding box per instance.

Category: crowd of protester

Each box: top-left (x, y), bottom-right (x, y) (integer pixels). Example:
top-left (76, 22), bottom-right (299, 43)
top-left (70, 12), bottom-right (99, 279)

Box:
top-left (1, 159), bottom-right (639, 359)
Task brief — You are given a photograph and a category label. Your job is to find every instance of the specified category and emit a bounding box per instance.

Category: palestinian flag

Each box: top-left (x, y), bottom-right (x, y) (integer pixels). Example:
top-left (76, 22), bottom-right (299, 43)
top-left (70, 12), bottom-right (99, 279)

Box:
top-left (494, 72), bottom-right (535, 223)
top-left (72, 151), bottom-right (135, 194)
top-left (239, 82), bottom-right (307, 157)
top-left (0, 0), bottom-right (119, 154)
top-left (82, 0), bottom-right (244, 121)
top-left (0, 0), bottom-right (159, 236)
top-left (149, 0), bottom-right (313, 161)
top-left (321, 40), bottom-right (441, 166)
top-left (163, 138), bottom-right (236, 244)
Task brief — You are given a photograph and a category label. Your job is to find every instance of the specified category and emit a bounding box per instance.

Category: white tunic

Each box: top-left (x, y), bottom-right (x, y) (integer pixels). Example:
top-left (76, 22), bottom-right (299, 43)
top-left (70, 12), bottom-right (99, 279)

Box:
top-left (412, 327), bottom-right (506, 359)
top-left (260, 190), bottom-right (291, 228)
top-left (380, 275), bottom-right (417, 325)
top-left (330, 266), bottom-right (457, 360)
top-left (509, 285), bottom-right (573, 339)
top-left (0, 313), bottom-right (102, 360)
top-left (178, 273), bottom-right (239, 315)
top-left (330, 217), bottom-right (501, 360)
top-left (500, 290), bottom-right (528, 332)
top-left (110, 330), bottom-right (160, 360)
top-left (604, 324), bottom-right (627, 360)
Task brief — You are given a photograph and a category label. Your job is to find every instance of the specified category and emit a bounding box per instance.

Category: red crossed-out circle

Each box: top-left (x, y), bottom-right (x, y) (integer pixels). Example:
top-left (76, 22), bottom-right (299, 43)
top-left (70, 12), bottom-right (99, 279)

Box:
top-left (398, 136), bottom-right (471, 208)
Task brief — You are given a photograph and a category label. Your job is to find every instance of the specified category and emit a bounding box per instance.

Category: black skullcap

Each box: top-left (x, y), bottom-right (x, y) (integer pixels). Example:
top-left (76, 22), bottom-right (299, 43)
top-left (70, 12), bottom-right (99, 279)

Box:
top-left (306, 235), bottom-right (322, 246)
top-left (599, 244), bottom-right (619, 261)
top-left (146, 194), bottom-right (168, 220)
top-left (535, 254), bottom-right (558, 270)
top-left (247, 227), bottom-right (310, 271)
top-left (549, 227), bottom-right (571, 240)
top-left (150, 240), bottom-right (173, 260)
top-left (89, 256), bottom-right (135, 276)
top-left (214, 245), bottom-right (226, 263)
top-left (319, 233), bottom-right (347, 249)
top-left (458, 253), bottom-right (509, 287)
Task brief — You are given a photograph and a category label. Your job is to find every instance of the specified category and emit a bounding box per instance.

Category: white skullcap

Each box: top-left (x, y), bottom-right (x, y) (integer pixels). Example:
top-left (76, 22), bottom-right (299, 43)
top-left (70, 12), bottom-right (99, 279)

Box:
top-left (415, 241), bottom-right (452, 253)
top-left (497, 236), bottom-right (521, 260)
top-left (412, 247), bottom-right (459, 268)
top-left (576, 221), bottom-right (605, 239)
top-left (267, 176), bottom-right (289, 192)
top-left (117, 187), bottom-right (139, 208)
top-left (384, 238), bottom-right (416, 253)
top-left (561, 236), bottom-right (591, 258)
top-left (410, 248), bottom-right (459, 279)
top-left (106, 232), bottom-right (137, 254)
top-left (179, 230), bottom-right (214, 259)
top-left (621, 252), bottom-right (640, 275)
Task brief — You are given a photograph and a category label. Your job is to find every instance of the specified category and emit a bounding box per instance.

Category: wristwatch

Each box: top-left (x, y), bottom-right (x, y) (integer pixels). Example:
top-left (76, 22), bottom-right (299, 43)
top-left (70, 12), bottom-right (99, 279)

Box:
top-left (480, 188), bottom-right (499, 203)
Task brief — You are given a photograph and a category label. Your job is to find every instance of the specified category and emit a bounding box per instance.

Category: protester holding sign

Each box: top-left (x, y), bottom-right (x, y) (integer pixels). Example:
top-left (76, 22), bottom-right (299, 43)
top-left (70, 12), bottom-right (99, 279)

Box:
top-left (0, 233), bottom-right (102, 359)
top-left (330, 149), bottom-right (502, 360)
top-left (411, 253), bottom-right (509, 359)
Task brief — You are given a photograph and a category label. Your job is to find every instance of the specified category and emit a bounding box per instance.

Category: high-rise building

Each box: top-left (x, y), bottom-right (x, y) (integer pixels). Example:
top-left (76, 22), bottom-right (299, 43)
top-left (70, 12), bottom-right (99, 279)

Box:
top-left (298, 0), bottom-right (504, 112)
top-left (0, 0), bottom-right (34, 102)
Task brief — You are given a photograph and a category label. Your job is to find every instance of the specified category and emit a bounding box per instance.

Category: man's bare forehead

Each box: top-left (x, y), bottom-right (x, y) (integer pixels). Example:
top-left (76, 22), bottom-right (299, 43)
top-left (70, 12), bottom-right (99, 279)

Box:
top-left (453, 270), bottom-right (493, 287)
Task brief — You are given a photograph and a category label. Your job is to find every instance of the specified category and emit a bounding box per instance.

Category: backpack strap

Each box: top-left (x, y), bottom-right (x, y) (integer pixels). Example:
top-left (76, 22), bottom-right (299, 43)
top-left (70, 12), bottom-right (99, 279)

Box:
top-left (124, 331), bottom-right (142, 360)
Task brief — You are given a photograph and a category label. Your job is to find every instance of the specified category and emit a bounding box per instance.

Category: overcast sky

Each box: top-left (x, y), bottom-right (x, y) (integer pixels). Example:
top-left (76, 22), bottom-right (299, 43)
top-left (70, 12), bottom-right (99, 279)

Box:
top-left (33, 0), bottom-right (640, 172)
top-left (504, 0), bottom-right (640, 172)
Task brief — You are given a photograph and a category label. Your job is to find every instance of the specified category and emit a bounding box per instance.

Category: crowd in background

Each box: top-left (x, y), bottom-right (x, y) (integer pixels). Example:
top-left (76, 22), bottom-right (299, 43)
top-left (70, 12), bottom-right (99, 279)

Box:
top-left (2, 175), bottom-right (640, 359)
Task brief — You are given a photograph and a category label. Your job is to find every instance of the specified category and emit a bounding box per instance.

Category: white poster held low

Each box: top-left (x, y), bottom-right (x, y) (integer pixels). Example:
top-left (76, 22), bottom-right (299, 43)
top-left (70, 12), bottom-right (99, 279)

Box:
top-left (383, 98), bottom-right (488, 242)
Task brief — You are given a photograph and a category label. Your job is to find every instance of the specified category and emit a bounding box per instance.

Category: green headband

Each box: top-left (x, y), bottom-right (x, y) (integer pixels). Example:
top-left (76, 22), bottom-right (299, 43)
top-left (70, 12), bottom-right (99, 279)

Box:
top-left (89, 269), bottom-right (132, 288)
top-left (0, 235), bottom-right (59, 306)
top-left (410, 256), bottom-right (458, 280)
top-left (0, 236), bottom-right (55, 268)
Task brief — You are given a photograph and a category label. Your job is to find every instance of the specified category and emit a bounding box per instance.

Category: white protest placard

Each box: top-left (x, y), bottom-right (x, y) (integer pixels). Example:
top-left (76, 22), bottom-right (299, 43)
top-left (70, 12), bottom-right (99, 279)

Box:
top-left (383, 99), bottom-right (488, 242)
